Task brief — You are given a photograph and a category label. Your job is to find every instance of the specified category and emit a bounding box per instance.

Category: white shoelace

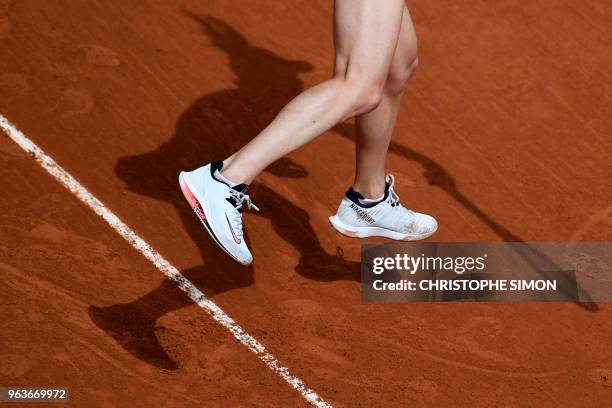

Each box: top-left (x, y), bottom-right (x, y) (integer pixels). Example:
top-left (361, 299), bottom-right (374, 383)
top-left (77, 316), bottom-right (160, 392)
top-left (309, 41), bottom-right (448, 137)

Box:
top-left (228, 189), bottom-right (259, 238)
top-left (385, 174), bottom-right (410, 211)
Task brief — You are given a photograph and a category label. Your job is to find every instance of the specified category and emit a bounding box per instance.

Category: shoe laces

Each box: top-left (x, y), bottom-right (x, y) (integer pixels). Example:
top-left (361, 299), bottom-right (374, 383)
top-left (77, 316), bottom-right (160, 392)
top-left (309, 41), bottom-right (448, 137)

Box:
top-left (385, 174), bottom-right (408, 210)
top-left (228, 189), bottom-right (259, 237)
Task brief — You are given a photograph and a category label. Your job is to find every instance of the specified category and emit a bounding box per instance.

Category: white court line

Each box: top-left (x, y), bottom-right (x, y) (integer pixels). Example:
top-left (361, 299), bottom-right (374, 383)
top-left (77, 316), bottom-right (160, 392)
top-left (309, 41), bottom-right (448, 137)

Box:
top-left (0, 114), bottom-right (332, 408)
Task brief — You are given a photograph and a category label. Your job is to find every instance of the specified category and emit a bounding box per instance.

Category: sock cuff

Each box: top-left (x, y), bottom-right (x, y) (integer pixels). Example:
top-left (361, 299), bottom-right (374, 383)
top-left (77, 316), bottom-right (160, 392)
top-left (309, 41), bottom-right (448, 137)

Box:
top-left (360, 192), bottom-right (385, 204)
top-left (213, 168), bottom-right (238, 187)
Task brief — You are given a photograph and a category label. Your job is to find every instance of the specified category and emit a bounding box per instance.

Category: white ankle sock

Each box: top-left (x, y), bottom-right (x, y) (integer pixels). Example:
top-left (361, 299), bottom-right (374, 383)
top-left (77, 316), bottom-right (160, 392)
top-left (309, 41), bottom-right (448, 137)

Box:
top-left (361, 192), bottom-right (385, 204)
top-left (214, 169), bottom-right (238, 187)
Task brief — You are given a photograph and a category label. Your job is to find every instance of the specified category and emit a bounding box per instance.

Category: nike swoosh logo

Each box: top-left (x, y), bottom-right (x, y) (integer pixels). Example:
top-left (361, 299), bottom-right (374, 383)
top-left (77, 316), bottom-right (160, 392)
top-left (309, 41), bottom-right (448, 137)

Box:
top-left (225, 213), bottom-right (241, 244)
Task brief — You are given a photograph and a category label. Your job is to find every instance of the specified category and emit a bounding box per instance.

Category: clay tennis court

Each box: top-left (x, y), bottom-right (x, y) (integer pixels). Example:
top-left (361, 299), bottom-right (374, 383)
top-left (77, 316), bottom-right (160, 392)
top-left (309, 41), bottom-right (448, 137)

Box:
top-left (1, 0), bottom-right (611, 406)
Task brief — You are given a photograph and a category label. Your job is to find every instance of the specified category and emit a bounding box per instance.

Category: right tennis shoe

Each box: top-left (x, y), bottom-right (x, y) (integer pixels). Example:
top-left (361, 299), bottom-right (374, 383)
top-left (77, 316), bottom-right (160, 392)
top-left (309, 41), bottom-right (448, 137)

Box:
top-left (179, 161), bottom-right (258, 265)
top-left (329, 174), bottom-right (437, 241)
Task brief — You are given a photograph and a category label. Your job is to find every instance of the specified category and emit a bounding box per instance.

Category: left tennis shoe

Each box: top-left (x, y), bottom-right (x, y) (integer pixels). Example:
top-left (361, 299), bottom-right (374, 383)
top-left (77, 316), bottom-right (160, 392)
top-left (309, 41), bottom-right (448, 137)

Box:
top-left (179, 161), bottom-right (258, 265)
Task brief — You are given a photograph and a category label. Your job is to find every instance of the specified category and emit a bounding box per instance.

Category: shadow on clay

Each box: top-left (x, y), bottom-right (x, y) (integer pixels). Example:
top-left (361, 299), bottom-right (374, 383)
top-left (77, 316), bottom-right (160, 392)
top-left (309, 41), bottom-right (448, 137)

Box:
top-left (89, 13), bottom-right (596, 371)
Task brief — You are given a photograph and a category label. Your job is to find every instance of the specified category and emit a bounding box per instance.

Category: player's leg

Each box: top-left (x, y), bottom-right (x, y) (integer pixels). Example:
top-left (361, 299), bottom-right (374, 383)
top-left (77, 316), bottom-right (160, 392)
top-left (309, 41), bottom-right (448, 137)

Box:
top-left (352, 5), bottom-right (418, 199)
top-left (180, 0), bottom-right (407, 264)
top-left (329, 5), bottom-right (437, 241)
top-left (220, 0), bottom-right (406, 184)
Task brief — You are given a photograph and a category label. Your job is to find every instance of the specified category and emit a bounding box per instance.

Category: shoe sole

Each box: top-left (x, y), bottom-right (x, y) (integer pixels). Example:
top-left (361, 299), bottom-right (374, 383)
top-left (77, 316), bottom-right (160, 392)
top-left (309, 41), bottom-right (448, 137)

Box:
top-left (328, 215), bottom-right (437, 241)
top-left (178, 172), bottom-right (249, 265)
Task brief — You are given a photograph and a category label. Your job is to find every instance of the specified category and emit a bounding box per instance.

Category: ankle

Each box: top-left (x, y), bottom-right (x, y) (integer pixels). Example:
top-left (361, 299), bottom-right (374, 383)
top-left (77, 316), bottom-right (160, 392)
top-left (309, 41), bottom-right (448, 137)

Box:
top-left (352, 183), bottom-right (385, 200)
top-left (220, 163), bottom-right (249, 185)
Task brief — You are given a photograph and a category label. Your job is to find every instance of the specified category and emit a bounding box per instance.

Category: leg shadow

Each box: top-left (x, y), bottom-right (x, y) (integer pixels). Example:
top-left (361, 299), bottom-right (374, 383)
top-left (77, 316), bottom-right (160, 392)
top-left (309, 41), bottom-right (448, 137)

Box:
top-left (89, 14), bottom-right (358, 370)
top-left (88, 181), bottom-right (360, 370)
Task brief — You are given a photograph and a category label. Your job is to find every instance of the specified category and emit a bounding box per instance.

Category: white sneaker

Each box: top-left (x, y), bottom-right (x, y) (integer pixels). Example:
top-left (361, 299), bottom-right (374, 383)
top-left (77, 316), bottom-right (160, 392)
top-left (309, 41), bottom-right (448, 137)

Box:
top-left (179, 161), bottom-right (258, 265)
top-left (329, 175), bottom-right (437, 241)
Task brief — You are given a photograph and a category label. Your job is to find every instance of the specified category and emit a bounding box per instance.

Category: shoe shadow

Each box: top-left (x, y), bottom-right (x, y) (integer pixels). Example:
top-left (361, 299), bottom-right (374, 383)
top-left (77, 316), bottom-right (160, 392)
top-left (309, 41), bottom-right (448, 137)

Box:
top-left (89, 14), bottom-right (358, 370)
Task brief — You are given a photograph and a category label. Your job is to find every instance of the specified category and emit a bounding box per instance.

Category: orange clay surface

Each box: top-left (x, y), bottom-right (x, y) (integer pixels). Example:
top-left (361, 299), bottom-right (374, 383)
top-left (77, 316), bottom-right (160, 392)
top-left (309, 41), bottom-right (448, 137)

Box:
top-left (1, 0), bottom-right (611, 406)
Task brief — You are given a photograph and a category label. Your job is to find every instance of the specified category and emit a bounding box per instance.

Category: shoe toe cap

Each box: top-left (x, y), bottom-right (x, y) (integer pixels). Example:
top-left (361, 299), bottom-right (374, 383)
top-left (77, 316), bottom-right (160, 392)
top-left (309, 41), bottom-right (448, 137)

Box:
top-left (413, 212), bottom-right (438, 235)
top-left (238, 250), bottom-right (253, 265)
top-left (229, 240), bottom-right (253, 265)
